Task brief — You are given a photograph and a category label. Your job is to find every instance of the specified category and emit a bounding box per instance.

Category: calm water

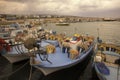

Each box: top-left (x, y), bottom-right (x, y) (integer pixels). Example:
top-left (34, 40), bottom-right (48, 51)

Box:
top-left (44, 21), bottom-right (120, 45)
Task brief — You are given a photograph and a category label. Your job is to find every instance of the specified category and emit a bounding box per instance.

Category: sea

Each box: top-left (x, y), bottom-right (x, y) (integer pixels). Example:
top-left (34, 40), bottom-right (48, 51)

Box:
top-left (0, 21), bottom-right (120, 80)
top-left (44, 21), bottom-right (120, 45)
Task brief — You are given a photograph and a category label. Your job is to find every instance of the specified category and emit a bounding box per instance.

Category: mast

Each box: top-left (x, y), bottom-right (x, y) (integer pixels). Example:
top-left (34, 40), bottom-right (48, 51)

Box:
top-left (97, 28), bottom-right (100, 42)
top-left (97, 28), bottom-right (102, 43)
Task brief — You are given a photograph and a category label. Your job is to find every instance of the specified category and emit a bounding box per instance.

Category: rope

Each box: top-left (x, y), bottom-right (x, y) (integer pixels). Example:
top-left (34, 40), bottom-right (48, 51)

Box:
top-left (28, 65), bottom-right (33, 80)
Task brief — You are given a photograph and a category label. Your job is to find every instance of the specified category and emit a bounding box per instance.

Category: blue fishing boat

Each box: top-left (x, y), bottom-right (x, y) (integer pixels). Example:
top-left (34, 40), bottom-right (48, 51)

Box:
top-left (29, 33), bottom-right (95, 77)
top-left (94, 43), bottom-right (120, 80)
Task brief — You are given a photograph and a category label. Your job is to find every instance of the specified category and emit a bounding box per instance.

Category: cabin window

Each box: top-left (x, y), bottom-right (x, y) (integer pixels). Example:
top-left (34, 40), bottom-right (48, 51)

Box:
top-left (111, 48), bottom-right (116, 52)
top-left (3, 34), bottom-right (9, 37)
top-left (106, 47), bottom-right (109, 51)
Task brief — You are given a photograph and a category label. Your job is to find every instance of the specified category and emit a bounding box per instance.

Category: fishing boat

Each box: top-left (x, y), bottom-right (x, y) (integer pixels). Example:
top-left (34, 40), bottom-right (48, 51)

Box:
top-left (28, 33), bottom-right (95, 79)
top-left (0, 37), bottom-right (30, 63)
top-left (94, 42), bottom-right (120, 80)
top-left (0, 26), bottom-right (44, 63)
top-left (0, 28), bottom-right (35, 63)
top-left (56, 22), bottom-right (70, 26)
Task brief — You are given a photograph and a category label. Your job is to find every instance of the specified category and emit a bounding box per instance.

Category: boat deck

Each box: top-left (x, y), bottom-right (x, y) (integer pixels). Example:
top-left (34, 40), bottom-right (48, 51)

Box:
top-left (31, 40), bottom-right (93, 68)
top-left (34, 47), bottom-right (80, 67)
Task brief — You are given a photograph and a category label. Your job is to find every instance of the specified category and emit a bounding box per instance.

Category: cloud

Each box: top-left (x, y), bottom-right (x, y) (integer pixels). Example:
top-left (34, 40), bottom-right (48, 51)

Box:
top-left (0, 0), bottom-right (120, 17)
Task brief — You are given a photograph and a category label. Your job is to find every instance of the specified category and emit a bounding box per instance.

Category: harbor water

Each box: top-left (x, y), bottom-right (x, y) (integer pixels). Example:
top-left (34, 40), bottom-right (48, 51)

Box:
top-left (44, 21), bottom-right (120, 45)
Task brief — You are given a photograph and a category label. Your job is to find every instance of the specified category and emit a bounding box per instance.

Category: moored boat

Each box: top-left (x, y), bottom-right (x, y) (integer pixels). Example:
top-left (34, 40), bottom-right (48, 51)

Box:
top-left (56, 23), bottom-right (70, 26)
top-left (94, 42), bottom-right (120, 80)
top-left (0, 28), bottom-right (38, 63)
top-left (29, 33), bottom-right (95, 77)
top-left (0, 37), bottom-right (30, 63)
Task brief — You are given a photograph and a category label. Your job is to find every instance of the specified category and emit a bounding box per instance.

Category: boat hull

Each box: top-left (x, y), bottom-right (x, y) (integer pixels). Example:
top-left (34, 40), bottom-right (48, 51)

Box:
top-left (2, 44), bottom-right (29, 63)
top-left (94, 62), bottom-right (109, 80)
top-left (44, 49), bottom-right (93, 80)
top-left (32, 41), bottom-right (94, 80)
top-left (94, 63), bottom-right (120, 80)
top-left (3, 54), bottom-right (29, 63)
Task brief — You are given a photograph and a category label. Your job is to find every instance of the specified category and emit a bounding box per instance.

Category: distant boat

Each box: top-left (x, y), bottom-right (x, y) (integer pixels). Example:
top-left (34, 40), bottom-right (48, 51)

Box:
top-left (56, 23), bottom-right (70, 26)
top-left (94, 42), bottom-right (120, 80)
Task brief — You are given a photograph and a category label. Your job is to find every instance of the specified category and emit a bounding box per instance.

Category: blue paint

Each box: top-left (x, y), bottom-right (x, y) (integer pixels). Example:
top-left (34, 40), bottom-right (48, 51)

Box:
top-left (0, 48), bottom-right (7, 55)
top-left (33, 40), bottom-right (94, 68)
top-left (96, 62), bottom-right (110, 75)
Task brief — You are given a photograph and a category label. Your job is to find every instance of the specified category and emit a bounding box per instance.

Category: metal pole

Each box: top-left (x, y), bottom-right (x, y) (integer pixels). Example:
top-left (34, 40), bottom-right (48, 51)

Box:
top-left (117, 57), bottom-right (120, 80)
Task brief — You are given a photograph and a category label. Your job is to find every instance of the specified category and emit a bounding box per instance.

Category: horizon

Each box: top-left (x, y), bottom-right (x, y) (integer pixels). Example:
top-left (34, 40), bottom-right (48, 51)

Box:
top-left (0, 0), bottom-right (120, 18)
top-left (0, 14), bottom-right (119, 19)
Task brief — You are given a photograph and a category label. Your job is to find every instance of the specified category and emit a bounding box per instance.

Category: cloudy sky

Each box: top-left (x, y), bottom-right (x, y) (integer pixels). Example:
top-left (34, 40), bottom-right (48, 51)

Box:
top-left (0, 0), bottom-right (120, 18)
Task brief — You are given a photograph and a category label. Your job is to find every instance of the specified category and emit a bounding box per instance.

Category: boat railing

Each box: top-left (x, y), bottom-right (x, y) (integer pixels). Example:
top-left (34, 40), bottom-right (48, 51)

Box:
top-left (96, 42), bottom-right (120, 65)
top-left (77, 41), bottom-right (95, 58)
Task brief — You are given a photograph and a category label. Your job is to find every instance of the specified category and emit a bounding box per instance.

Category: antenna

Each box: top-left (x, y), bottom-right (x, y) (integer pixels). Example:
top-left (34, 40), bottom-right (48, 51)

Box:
top-left (97, 28), bottom-right (102, 43)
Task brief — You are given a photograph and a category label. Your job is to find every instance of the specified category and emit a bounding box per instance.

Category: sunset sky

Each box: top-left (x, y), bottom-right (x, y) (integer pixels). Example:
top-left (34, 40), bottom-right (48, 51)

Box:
top-left (0, 0), bottom-right (120, 17)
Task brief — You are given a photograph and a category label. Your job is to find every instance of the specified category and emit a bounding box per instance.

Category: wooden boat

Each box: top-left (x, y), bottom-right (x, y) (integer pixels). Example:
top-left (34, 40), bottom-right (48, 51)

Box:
top-left (94, 42), bottom-right (120, 80)
top-left (29, 33), bottom-right (95, 76)
top-left (56, 23), bottom-right (70, 26)
top-left (0, 29), bottom-right (32, 63)
top-left (0, 24), bottom-right (44, 63)
top-left (0, 37), bottom-right (30, 63)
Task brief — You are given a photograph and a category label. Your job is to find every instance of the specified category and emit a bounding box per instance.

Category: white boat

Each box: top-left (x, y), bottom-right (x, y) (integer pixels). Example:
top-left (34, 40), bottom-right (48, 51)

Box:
top-left (3, 43), bottom-right (30, 63)
top-left (0, 25), bottom-right (40, 63)
top-left (29, 34), bottom-right (95, 76)
top-left (94, 42), bottom-right (120, 80)
top-left (56, 23), bottom-right (70, 26)
top-left (0, 29), bottom-right (30, 63)
top-left (0, 37), bottom-right (29, 63)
